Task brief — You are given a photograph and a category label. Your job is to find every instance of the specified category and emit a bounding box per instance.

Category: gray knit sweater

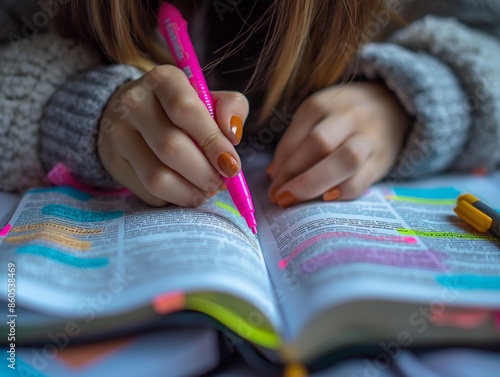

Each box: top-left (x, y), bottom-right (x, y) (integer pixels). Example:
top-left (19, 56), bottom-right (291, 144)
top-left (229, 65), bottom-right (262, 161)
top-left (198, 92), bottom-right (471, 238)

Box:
top-left (1, 0), bottom-right (499, 191)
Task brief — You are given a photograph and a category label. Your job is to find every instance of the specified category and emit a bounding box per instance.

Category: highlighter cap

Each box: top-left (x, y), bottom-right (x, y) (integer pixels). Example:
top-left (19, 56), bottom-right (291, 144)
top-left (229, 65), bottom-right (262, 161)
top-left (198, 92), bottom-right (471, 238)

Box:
top-left (454, 201), bottom-right (492, 232)
top-left (456, 193), bottom-right (479, 205)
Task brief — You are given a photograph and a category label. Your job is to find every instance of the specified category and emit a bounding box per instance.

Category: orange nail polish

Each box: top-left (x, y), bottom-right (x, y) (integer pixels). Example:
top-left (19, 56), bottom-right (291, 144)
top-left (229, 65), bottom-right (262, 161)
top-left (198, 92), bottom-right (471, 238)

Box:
top-left (230, 115), bottom-right (243, 144)
top-left (207, 190), bottom-right (218, 198)
top-left (276, 191), bottom-right (297, 208)
top-left (269, 187), bottom-right (279, 203)
top-left (323, 187), bottom-right (342, 202)
top-left (217, 152), bottom-right (240, 177)
top-left (266, 162), bottom-right (275, 177)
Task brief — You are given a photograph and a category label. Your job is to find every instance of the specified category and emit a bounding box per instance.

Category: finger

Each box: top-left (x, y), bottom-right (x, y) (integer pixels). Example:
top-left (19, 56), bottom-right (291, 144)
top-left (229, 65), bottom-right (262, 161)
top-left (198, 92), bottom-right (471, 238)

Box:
top-left (270, 98), bottom-right (325, 177)
top-left (212, 91), bottom-right (249, 145)
top-left (333, 151), bottom-right (397, 201)
top-left (105, 156), bottom-right (169, 207)
top-left (118, 131), bottom-right (216, 207)
top-left (269, 114), bottom-right (354, 195)
top-left (98, 123), bottom-right (169, 207)
top-left (272, 134), bottom-right (373, 207)
top-left (126, 94), bottom-right (223, 192)
top-left (328, 162), bottom-right (379, 201)
top-left (149, 65), bottom-right (241, 178)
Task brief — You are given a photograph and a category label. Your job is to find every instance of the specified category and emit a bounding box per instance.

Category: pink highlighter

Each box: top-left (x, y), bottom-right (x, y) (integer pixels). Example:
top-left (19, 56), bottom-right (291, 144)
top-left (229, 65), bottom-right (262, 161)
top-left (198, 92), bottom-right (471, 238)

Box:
top-left (158, 3), bottom-right (257, 234)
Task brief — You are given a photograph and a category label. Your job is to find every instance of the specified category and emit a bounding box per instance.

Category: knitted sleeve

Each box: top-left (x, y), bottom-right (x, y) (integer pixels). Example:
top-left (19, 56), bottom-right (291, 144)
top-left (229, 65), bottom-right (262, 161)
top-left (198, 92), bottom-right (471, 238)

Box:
top-left (0, 32), bottom-right (100, 191)
top-left (0, 0), bottom-right (145, 191)
top-left (40, 65), bottom-right (144, 188)
top-left (355, 6), bottom-right (500, 179)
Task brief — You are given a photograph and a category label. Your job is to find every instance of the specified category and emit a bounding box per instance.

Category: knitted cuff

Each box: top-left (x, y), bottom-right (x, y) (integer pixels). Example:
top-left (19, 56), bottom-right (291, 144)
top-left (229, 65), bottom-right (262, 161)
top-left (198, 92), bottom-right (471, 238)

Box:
top-left (390, 16), bottom-right (500, 172)
top-left (356, 42), bottom-right (470, 180)
top-left (40, 64), bottom-right (144, 188)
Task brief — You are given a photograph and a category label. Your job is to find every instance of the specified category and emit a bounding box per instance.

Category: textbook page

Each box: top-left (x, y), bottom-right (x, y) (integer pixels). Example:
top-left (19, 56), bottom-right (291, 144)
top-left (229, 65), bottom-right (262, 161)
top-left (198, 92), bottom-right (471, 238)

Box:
top-left (0, 187), bottom-right (279, 327)
top-left (245, 154), bottom-right (500, 341)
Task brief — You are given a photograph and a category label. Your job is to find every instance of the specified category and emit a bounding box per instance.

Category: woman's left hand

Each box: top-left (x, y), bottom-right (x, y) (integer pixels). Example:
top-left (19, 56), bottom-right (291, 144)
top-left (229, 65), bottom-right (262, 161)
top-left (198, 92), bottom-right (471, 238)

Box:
top-left (268, 82), bottom-right (412, 207)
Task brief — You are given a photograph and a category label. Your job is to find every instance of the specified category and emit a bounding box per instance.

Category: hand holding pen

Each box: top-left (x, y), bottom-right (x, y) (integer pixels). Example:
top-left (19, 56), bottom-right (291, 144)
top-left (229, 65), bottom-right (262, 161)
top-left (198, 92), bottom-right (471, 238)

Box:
top-left (95, 12), bottom-right (250, 211)
top-left (158, 3), bottom-right (257, 233)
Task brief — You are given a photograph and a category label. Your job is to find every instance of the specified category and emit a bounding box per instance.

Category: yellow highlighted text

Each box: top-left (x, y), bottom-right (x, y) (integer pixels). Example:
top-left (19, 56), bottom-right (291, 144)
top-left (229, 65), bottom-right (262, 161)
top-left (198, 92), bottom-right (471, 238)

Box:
top-left (5, 231), bottom-right (92, 250)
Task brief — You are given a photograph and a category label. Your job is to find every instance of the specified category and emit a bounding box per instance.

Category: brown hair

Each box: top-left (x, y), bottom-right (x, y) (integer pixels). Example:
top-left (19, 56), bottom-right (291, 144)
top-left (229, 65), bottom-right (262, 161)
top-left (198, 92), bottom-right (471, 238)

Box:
top-left (52, 0), bottom-right (169, 70)
top-left (52, 0), bottom-right (387, 122)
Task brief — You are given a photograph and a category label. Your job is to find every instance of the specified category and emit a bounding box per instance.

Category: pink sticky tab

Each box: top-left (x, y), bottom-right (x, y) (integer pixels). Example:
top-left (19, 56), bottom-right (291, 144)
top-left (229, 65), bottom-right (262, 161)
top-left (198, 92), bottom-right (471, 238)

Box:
top-left (430, 308), bottom-right (490, 329)
top-left (47, 163), bottom-right (78, 186)
top-left (48, 163), bottom-right (130, 196)
top-left (0, 224), bottom-right (11, 237)
top-left (152, 291), bottom-right (186, 315)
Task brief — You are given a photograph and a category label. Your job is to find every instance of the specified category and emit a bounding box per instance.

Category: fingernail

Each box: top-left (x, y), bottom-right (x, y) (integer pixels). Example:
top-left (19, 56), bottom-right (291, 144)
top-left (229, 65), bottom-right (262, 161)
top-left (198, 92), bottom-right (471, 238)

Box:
top-left (207, 190), bottom-right (218, 198)
top-left (266, 162), bottom-right (275, 177)
top-left (276, 191), bottom-right (297, 208)
top-left (269, 186), bottom-right (279, 203)
top-left (217, 152), bottom-right (240, 177)
top-left (323, 187), bottom-right (342, 202)
top-left (230, 115), bottom-right (243, 144)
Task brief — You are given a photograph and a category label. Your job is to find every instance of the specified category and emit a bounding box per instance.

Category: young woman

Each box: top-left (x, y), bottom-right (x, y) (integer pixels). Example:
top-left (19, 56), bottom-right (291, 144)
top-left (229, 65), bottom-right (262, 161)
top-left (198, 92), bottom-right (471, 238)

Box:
top-left (2, 0), bottom-right (500, 209)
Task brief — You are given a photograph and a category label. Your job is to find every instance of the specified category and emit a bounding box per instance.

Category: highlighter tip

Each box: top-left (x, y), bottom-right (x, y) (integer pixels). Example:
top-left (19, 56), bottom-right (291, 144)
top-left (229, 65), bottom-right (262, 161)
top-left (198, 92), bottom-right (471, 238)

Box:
top-left (244, 212), bottom-right (257, 234)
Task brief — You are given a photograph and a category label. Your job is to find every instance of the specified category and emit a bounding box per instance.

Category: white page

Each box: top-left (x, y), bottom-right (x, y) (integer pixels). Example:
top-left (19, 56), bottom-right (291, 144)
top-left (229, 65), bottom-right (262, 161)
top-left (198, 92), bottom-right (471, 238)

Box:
top-left (246, 154), bottom-right (500, 341)
top-left (0, 187), bottom-right (279, 328)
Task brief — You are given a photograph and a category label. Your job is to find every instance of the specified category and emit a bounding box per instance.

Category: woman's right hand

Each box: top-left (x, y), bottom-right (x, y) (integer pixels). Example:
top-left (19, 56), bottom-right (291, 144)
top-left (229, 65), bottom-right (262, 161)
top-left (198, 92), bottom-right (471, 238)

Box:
top-left (98, 65), bottom-right (248, 207)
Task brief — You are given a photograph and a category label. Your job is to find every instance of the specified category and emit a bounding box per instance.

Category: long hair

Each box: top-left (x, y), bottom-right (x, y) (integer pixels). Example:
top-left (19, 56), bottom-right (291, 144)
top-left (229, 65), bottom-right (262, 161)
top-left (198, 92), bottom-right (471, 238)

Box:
top-left (52, 0), bottom-right (169, 71)
top-left (52, 0), bottom-right (387, 123)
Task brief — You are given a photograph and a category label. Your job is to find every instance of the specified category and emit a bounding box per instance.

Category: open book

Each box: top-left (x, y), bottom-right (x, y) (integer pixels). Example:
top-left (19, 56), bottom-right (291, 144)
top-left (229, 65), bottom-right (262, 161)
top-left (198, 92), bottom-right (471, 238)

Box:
top-left (1, 154), bottom-right (500, 368)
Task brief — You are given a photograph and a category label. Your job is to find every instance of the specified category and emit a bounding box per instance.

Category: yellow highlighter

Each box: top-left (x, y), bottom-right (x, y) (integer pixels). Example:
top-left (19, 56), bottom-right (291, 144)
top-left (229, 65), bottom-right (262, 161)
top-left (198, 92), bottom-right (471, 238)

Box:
top-left (454, 193), bottom-right (500, 239)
